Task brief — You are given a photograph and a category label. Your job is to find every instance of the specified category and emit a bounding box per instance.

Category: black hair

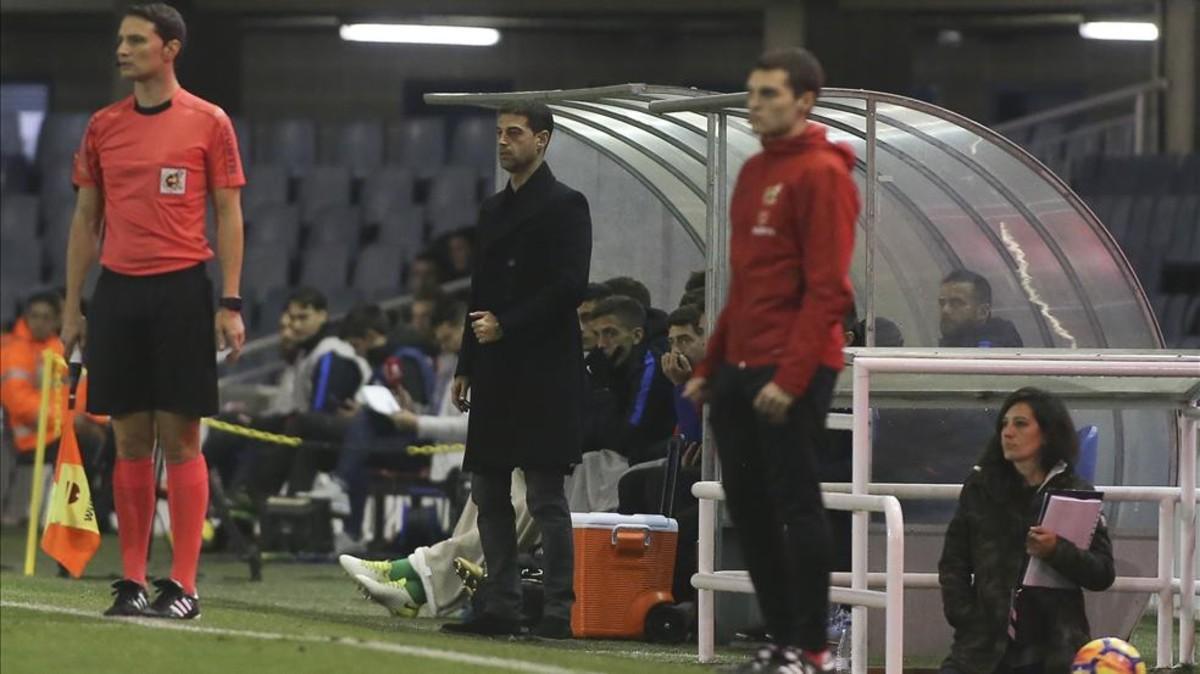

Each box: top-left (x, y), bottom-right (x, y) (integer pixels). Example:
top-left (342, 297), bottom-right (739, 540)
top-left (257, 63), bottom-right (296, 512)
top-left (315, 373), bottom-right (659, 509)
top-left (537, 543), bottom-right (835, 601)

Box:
top-left (678, 288), bottom-right (705, 314)
top-left (497, 102), bottom-right (555, 138)
top-left (941, 269), bottom-right (993, 306)
top-left (339, 304), bottom-right (389, 340)
top-left (23, 291), bottom-right (62, 315)
top-left (754, 47), bottom-right (825, 98)
top-left (433, 300), bottom-right (467, 328)
top-left (979, 387), bottom-right (1080, 475)
top-left (124, 3), bottom-right (187, 51)
top-left (602, 276), bottom-right (651, 311)
top-left (684, 270), bottom-right (706, 294)
top-left (286, 286), bottom-right (327, 311)
top-left (666, 304), bottom-right (703, 333)
top-left (590, 295), bottom-right (647, 332)
top-left (583, 283), bottom-right (613, 303)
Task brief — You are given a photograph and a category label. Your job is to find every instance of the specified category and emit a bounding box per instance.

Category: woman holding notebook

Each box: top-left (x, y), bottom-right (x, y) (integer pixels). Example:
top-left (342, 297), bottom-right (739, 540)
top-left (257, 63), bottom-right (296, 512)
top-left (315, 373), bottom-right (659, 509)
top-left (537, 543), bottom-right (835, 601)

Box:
top-left (938, 387), bottom-right (1116, 674)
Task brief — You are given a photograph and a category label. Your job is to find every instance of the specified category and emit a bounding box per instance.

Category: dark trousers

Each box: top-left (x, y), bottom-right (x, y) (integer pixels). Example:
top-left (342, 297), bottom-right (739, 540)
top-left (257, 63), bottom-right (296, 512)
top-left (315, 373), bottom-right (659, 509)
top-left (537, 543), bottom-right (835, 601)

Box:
top-left (335, 409), bottom-right (422, 539)
top-left (709, 363), bottom-right (837, 651)
top-left (472, 468), bottom-right (574, 623)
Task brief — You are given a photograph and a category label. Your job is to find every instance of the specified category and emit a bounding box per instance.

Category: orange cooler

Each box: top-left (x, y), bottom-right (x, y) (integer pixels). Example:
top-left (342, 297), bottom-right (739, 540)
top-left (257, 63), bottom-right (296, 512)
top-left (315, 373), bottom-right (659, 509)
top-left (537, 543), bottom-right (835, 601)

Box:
top-left (570, 513), bottom-right (678, 638)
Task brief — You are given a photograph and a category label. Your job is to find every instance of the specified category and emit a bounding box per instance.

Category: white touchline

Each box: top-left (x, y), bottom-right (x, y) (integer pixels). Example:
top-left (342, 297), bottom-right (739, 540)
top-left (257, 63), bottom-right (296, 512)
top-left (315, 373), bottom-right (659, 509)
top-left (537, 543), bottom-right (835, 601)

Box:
top-left (0, 600), bottom-right (601, 674)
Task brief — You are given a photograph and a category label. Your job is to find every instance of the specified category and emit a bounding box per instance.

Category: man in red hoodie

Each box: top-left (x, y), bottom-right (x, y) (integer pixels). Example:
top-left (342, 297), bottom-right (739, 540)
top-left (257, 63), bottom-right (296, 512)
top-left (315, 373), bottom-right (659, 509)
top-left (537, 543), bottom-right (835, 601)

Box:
top-left (685, 48), bottom-right (857, 674)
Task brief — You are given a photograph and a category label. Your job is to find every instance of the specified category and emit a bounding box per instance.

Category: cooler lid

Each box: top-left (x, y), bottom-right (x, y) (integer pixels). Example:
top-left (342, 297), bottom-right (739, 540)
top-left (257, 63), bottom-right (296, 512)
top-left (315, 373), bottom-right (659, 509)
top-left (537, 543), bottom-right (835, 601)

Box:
top-left (570, 512), bottom-right (678, 533)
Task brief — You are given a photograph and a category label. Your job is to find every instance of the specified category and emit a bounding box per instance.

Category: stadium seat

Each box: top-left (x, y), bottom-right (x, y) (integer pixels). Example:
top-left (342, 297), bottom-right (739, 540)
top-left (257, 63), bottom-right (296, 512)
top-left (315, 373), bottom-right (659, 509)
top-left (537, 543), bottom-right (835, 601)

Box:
top-left (426, 166), bottom-right (479, 237)
top-left (241, 244), bottom-right (291, 304)
top-left (37, 161), bottom-right (74, 201)
top-left (361, 166), bottom-right (416, 226)
top-left (1173, 154), bottom-right (1200, 194)
top-left (231, 115), bottom-right (253, 169)
top-left (0, 194), bottom-right (38, 240)
top-left (1075, 426), bottom-right (1099, 484)
top-left (352, 243), bottom-right (404, 297)
top-left (376, 205), bottom-right (425, 251)
top-left (0, 155), bottom-right (31, 194)
top-left (320, 120), bottom-right (384, 179)
top-left (35, 112), bottom-right (88, 172)
top-left (299, 244), bottom-right (350, 289)
top-left (0, 110), bottom-right (23, 160)
top-left (449, 115), bottom-right (498, 179)
top-left (256, 119), bottom-right (316, 176)
top-left (1123, 195), bottom-right (1159, 288)
top-left (0, 236), bottom-right (43, 285)
top-left (1161, 295), bottom-right (1190, 345)
top-left (428, 208), bottom-right (478, 240)
top-left (242, 164), bottom-right (289, 218)
top-left (42, 199), bottom-right (73, 249)
top-left (254, 286), bottom-right (295, 335)
top-left (324, 285), bottom-right (365, 316)
top-left (386, 117), bottom-right (446, 177)
top-left (306, 205), bottom-right (362, 245)
top-left (0, 282), bottom-right (17, 326)
top-left (247, 203), bottom-right (301, 251)
top-left (1143, 196), bottom-right (1180, 293)
top-left (298, 165), bottom-right (352, 222)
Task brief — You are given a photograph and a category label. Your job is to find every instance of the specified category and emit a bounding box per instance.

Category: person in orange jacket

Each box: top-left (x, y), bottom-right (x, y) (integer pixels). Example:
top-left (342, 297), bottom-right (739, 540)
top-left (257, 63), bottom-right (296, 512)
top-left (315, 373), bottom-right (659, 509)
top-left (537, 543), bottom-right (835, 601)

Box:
top-left (1, 291), bottom-right (68, 454)
top-left (1, 291), bottom-right (109, 458)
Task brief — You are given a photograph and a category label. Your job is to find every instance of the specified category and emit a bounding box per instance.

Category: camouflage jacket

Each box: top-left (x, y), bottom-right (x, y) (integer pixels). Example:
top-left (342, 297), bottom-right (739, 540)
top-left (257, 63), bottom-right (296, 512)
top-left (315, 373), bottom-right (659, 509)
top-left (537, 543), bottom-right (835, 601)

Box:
top-left (938, 462), bottom-right (1116, 674)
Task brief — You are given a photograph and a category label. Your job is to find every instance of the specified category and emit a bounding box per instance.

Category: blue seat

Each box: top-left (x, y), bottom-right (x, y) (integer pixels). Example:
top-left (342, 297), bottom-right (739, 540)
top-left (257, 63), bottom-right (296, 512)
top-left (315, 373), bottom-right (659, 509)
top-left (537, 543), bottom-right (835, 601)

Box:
top-left (362, 167), bottom-right (415, 225)
top-left (320, 120), bottom-right (384, 179)
top-left (242, 164), bottom-right (289, 217)
top-left (386, 117), bottom-right (445, 178)
top-left (36, 113), bottom-right (89, 172)
top-left (449, 115), bottom-right (497, 179)
top-left (1075, 425), bottom-right (1099, 484)
top-left (298, 165), bottom-right (352, 222)
top-left (256, 119), bottom-right (316, 177)
top-left (0, 194), bottom-right (38, 240)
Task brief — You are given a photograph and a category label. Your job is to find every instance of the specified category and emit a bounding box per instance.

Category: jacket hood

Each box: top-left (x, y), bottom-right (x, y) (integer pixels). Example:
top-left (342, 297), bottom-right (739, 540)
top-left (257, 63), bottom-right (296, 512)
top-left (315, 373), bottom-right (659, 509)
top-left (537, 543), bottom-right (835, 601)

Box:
top-left (761, 122), bottom-right (856, 170)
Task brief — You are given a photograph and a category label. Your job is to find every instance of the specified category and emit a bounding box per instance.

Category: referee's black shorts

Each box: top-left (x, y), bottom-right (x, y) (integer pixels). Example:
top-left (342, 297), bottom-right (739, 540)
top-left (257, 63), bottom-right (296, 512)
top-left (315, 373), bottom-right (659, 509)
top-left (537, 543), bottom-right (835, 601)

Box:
top-left (85, 262), bottom-right (218, 418)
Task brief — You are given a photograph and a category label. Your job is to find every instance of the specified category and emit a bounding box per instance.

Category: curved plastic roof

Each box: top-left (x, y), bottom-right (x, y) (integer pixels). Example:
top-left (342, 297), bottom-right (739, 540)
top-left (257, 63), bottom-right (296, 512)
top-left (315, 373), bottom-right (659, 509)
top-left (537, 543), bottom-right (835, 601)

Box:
top-left (428, 83), bottom-right (1163, 352)
top-left (425, 84), bottom-right (1177, 525)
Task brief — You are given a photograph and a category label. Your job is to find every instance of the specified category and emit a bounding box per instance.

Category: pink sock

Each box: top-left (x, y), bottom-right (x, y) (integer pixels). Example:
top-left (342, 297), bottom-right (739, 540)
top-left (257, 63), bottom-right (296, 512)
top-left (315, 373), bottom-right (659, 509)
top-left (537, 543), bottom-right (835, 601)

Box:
top-left (166, 455), bottom-right (209, 596)
top-left (112, 457), bottom-right (156, 587)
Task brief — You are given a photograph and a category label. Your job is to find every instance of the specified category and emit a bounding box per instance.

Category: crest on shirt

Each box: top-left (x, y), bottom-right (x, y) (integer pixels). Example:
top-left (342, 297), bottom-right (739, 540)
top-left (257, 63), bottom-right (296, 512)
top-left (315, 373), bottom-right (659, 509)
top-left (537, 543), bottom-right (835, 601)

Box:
top-left (761, 183), bottom-right (783, 206)
top-left (160, 167), bottom-right (187, 195)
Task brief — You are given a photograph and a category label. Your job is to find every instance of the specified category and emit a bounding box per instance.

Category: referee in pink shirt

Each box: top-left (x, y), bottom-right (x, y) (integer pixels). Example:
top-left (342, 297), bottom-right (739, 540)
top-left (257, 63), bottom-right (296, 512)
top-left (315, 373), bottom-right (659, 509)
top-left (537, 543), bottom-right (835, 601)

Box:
top-left (60, 3), bottom-right (246, 620)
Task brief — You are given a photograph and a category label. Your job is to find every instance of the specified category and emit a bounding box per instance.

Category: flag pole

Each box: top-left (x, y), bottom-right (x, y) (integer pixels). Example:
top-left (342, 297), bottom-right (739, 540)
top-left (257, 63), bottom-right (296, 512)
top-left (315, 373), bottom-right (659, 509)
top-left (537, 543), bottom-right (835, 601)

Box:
top-left (24, 350), bottom-right (58, 575)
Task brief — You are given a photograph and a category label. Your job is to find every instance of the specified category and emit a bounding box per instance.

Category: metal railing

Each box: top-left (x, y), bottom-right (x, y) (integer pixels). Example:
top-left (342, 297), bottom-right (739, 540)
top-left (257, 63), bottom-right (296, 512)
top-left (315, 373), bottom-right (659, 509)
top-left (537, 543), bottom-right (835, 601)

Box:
top-left (818, 481), bottom-right (1195, 670)
top-left (692, 352), bottom-right (1197, 671)
top-left (848, 353), bottom-right (1197, 670)
top-left (692, 482), bottom-right (905, 673)
top-left (994, 79), bottom-right (1168, 173)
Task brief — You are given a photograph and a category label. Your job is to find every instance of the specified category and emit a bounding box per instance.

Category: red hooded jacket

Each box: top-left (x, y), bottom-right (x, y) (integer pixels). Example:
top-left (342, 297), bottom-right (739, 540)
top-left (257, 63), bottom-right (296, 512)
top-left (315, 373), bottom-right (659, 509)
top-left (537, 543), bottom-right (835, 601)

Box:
top-left (694, 123), bottom-right (858, 396)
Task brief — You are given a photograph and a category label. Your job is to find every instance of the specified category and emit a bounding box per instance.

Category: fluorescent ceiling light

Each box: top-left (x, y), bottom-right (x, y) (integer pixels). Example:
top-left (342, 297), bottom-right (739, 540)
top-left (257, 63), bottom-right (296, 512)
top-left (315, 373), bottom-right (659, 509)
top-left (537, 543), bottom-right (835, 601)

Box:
top-left (340, 23), bottom-right (500, 46)
top-left (1078, 21), bottom-right (1158, 41)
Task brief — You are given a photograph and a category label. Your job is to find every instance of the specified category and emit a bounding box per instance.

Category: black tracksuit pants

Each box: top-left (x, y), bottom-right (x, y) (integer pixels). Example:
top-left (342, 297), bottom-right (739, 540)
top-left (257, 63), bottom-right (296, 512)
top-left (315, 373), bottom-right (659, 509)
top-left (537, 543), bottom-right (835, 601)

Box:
top-left (709, 363), bottom-right (837, 651)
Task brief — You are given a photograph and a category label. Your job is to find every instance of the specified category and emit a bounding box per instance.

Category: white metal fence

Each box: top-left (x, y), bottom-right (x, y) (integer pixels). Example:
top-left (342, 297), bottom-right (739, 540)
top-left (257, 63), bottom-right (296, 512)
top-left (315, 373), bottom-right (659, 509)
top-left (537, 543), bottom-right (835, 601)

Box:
top-left (692, 351), bottom-right (1199, 672)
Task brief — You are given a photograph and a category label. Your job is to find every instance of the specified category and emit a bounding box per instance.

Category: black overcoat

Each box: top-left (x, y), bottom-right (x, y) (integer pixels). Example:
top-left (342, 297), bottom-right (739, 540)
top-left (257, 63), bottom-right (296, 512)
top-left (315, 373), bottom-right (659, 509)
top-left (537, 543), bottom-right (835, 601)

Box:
top-left (456, 162), bottom-right (593, 472)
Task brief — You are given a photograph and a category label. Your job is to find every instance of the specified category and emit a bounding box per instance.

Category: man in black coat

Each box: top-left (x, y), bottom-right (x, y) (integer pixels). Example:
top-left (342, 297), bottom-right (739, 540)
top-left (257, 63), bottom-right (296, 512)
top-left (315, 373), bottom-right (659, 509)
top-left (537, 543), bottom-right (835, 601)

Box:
top-left (444, 102), bottom-right (592, 639)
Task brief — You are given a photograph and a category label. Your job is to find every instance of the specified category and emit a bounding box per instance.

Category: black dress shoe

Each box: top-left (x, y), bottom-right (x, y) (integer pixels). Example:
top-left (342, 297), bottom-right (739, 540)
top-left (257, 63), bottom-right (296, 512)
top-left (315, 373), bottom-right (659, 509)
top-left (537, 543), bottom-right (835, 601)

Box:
top-left (530, 616), bottom-right (572, 639)
top-left (440, 613), bottom-right (525, 637)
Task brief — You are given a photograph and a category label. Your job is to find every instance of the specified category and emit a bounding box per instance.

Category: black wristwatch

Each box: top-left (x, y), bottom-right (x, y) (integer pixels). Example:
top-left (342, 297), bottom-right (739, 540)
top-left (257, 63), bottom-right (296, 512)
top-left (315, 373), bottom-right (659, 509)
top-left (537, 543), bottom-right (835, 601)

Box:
top-left (218, 296), bottom-right (243, 312)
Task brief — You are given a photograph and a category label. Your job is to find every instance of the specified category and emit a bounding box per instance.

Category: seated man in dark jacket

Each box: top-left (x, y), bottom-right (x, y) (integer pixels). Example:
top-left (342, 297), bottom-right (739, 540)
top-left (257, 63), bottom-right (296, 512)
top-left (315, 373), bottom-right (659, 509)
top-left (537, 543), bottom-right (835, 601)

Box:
top-left (938, 269), bottom-right (1023, 348)
top-left (575, 294), bottom-right (675, 511)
